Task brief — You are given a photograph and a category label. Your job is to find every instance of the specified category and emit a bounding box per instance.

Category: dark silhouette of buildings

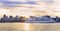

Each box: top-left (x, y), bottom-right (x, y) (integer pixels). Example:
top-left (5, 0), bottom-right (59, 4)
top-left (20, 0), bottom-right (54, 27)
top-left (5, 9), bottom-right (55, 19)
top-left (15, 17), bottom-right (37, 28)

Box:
top-left (26, 15), bottom-right (60, 23)
top-left (0, 15), bottom-right (60, 23)
top-left (0, 15), bottom-right (26, 22)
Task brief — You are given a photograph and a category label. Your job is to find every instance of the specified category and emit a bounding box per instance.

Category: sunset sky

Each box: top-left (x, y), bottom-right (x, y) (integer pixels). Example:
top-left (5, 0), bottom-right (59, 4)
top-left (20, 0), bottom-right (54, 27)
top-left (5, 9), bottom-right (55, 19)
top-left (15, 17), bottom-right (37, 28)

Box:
top-left (0, 0), bottom-right (60, 17)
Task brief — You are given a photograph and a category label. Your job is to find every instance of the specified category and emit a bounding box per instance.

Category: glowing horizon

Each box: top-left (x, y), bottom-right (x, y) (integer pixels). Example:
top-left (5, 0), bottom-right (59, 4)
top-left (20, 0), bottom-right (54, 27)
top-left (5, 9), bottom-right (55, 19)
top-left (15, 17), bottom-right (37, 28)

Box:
top-left (0, 0), bottom-right (60, 17)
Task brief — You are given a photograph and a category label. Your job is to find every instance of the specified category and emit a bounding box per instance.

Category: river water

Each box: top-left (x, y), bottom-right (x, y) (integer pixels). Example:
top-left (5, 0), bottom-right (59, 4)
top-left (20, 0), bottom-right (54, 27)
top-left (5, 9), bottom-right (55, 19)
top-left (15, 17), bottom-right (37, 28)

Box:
top-left (0, 23), bottom-right (60, 31)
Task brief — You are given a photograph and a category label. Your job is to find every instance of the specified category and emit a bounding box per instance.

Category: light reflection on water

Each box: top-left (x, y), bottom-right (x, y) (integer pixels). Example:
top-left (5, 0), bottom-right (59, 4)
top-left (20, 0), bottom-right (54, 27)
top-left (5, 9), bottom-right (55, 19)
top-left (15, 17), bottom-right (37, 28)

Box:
top-left (0, 23), bottom-right (60, 31)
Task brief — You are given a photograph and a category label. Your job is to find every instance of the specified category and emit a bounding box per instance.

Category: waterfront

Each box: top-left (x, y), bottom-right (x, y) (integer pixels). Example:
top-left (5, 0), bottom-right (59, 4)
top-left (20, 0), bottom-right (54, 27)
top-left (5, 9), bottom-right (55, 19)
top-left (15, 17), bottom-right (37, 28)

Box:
top-left (0, 23), bottom-right (60, 31)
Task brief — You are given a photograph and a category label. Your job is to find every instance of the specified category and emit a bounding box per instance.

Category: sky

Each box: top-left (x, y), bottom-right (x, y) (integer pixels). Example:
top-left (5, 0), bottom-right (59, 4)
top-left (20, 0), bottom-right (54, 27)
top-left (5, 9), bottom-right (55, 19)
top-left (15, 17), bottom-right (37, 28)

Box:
top-left (0, 0), bottom-right (60, 17)
top-left (0, 0), bottom-right (54, 6)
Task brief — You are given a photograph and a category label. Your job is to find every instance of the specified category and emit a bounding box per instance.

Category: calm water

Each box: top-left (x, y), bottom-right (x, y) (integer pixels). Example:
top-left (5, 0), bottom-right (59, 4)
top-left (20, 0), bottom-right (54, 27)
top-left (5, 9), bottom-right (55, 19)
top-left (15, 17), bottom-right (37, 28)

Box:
top-left (0, 23), bottom-right (60, 31)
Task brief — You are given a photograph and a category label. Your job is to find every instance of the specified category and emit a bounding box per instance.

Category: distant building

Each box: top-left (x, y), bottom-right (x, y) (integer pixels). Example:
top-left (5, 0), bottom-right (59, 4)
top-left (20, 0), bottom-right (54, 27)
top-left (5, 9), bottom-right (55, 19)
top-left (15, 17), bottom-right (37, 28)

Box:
top-left (1, 15), bottom-right (9, 22)
top-left (25, 16), bottom-right (56, 23)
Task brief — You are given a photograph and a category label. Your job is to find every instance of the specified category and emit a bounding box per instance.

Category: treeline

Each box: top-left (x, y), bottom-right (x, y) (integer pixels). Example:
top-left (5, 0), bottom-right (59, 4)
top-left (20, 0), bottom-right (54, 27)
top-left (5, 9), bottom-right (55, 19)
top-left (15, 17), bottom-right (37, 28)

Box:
top-left (0, 15), bottom-right (27, 22)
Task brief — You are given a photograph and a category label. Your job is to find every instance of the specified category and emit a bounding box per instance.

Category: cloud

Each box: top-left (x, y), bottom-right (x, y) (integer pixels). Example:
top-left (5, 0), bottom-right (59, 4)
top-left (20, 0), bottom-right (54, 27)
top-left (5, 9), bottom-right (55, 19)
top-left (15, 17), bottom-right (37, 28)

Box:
top-left (42, 0), bottom-right (54, 4)
top-left (0, 0), bottom-right (59, 17)
top-left (0, 0), bottom-right (37, 4)
top-left (0, 0), bottom-right (37, 7)
top-left (0, 0), bottom-right (54, 7)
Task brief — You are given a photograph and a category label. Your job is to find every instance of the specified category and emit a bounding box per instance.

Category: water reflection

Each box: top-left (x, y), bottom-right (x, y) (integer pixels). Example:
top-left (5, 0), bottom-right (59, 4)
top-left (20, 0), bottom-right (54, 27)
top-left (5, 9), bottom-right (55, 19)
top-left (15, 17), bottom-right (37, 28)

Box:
top-left (0, 23), bottom-right (60, 31)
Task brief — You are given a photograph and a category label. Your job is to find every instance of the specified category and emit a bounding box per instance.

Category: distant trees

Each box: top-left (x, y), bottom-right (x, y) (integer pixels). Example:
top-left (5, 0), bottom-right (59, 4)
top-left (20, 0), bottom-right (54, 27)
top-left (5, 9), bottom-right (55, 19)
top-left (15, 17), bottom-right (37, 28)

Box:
top-left (0, 15), bottom-right (26, 22)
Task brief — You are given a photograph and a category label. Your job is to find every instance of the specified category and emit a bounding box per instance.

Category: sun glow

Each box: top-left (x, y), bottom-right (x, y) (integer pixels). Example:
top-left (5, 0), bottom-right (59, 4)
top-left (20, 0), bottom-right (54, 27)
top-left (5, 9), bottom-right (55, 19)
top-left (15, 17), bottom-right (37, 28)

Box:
top-left (24, 23), bottom-right (30, 31)
top-left (0, 0), bottom-right (59, 17)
